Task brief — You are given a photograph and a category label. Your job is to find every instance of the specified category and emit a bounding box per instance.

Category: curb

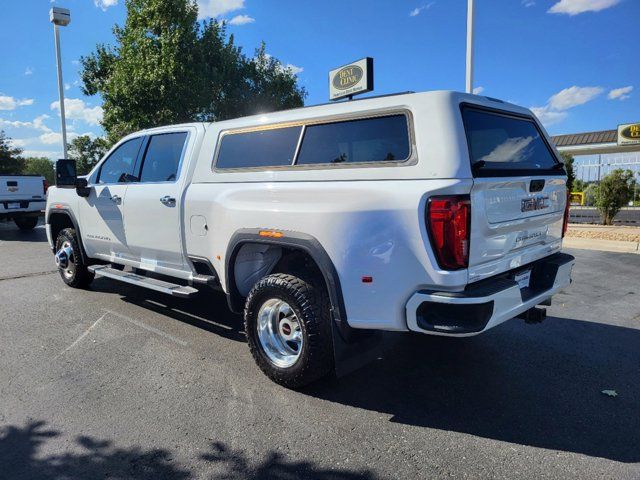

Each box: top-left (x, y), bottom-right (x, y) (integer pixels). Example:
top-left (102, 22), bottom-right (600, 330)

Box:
top-left (563, 236), bottom-right (640, 254)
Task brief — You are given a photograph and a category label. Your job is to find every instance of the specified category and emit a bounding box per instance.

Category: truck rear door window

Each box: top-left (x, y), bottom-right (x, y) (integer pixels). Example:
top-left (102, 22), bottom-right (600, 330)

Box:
top-left (216, 126), bottom-right (302, 169)
top-left (296, 115), bottom-right (410, 165)
top-left (139, 132), bottom-right (188, 182)
top-left (461, 106), bottom-right (561, 176)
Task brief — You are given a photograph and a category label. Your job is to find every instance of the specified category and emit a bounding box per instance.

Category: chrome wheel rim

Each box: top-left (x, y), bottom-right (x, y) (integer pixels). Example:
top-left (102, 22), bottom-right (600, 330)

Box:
top-left (256, 298), bottom-right (303, 368)
top-left (56, 240), bottom-right (76, 280)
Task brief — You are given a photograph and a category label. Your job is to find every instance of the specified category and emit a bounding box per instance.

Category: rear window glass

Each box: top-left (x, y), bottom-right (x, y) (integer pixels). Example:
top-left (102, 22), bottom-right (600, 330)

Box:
top-left (139, 132), bottom-right (188, 182)
top-left (216, 126), bottom-right (302, 169)
top-left (462, 107), bottom-right (560, 175)
top-left (297, 115), bottom-right (410, 165)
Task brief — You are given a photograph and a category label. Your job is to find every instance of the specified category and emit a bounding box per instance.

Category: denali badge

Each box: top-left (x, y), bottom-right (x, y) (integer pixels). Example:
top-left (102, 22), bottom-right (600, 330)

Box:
top-left (521, 196), bottom-right (549, 212)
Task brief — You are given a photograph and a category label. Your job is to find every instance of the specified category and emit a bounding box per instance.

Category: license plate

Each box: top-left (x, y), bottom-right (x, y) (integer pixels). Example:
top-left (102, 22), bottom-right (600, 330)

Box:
top-left (514, 269), bottom-right (532, 289)
top-left (6, 202), bottom-right (21, 210)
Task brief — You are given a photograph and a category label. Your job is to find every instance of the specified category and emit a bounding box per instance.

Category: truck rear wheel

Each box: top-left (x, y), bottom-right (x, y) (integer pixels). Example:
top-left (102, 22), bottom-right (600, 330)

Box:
top-left (244, 273), bottom-right (334, 389)
top-left (14, 216), bottom-right (38, 230)
top-left (54, 228), bottom-right (94, 288)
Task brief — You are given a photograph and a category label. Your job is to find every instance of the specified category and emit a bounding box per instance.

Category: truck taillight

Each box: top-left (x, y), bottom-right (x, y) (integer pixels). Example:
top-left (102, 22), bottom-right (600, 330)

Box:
top-left (43, 179), bottom-right (49, 195)
top-left (427, 195), bottom-right (471, 270)
top-left (562, 192), bottom-right (570, 238)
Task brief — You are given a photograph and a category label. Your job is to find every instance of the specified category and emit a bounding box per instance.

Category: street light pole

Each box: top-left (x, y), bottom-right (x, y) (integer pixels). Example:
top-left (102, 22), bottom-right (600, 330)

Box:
top-left (465, 0), bottom-right (475, 94)
top-left (53, 24), bottom-right (68, 159)
top-left (49, 7), bottom-right (71, 159)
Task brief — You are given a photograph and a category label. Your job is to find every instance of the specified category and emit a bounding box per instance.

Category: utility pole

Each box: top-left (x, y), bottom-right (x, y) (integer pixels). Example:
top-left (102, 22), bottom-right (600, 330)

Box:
top-left (465, 0), bottom-right (475, 93)
top-left (50, 7), bottom-right (71, 159)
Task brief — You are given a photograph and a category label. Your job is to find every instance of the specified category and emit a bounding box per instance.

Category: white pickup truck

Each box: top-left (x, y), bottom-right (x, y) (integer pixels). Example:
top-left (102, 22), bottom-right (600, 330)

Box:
top-left (1, 174), bottom-right (47, 230)
top-left (46, 91), bottom-right (574, 387)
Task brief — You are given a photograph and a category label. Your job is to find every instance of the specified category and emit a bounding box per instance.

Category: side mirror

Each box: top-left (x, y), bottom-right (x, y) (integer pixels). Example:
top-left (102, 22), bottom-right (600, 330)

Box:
top-left (76, 177), bottom-right (91, 198)
top-left (55, 159), bottom-right (77, 187)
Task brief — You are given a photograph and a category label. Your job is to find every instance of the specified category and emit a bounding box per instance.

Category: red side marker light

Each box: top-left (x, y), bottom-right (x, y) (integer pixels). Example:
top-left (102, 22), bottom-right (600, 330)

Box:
top-left (361, 276), bottom-right (373, 283)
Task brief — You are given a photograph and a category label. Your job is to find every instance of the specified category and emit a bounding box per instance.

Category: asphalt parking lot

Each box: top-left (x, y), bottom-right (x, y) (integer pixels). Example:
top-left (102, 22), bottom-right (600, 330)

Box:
top-left (1, 220), bottom-right (639, 479)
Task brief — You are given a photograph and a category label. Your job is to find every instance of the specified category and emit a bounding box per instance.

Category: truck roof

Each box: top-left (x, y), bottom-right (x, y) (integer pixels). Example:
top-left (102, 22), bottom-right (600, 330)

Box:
top-left (137, 90), bottom-right (533, 135)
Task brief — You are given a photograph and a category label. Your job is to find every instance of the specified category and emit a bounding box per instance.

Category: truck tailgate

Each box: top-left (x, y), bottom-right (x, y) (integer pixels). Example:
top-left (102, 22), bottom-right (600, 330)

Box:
top-left (468, 176), bottom-right (566, 282)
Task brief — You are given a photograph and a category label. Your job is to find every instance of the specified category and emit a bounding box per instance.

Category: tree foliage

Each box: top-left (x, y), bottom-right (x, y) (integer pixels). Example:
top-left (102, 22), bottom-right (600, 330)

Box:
top-left (0, 131), bottom-right (25, 175)
top-left (81, 0), bottom-right (306, 142)
top-left (68, 135), bottom-right (110, 175)
top-left (594, 169), bottom-right (636, 225)
top-left (560, 152), bottom-right (575, 193)
top-left (22, 157), bottom-right (55, 184)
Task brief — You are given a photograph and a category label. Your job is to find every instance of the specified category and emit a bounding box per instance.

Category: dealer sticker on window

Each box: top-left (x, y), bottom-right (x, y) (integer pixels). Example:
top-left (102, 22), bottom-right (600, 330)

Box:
top-left (514, 269), bottom-right (532, 290)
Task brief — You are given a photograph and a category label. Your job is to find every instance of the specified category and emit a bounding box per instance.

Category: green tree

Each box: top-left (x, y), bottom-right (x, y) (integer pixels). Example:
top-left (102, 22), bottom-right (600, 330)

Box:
top-left (68, 135), bottom-right (110, 175)
top-left (583, 183), bottom-right (597, 206)
top-left (0, 131), bottom-right (25, 174)
top-left (81, 0), bottom-right (305, 142)
top-left (594, 169), bottom-right (636, 225)
top-left (560, 152), bottom-right (575, 192)
top-left (573, 178), bottom-right (587, 192)
top-left (23, 157), bottom-right (55, 184)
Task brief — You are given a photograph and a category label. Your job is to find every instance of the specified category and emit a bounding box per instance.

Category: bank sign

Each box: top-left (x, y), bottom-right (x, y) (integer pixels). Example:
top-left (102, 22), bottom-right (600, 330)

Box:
top-left (329, 57), bottom-right (374, 101)
top-left (618, 122), bottom-right (640, 146)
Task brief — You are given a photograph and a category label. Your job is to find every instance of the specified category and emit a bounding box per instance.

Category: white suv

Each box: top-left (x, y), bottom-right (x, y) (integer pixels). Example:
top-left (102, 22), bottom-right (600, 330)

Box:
top-left (46, 91), bottom-right (574, 387)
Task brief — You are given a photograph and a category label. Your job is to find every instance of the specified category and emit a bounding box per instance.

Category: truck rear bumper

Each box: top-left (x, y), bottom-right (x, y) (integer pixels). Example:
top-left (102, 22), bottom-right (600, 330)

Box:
top-left (406, 252), bottom-right (575, 336)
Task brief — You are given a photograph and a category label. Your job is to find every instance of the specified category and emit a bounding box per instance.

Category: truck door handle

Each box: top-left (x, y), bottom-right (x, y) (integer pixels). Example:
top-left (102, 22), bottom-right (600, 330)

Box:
top-left (160, 196), bottom-right (176, 207)
top-left (110, 195), bottom-right (122, 205)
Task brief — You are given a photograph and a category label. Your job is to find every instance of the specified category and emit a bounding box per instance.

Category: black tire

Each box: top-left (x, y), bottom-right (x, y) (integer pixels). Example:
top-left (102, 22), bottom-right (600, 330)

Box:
top-left (244, 273), bottom-right (334, 389)
top-left (14, 216), bottom-right (38, 230)
top-left (55, 228), bottom-right (94, 288)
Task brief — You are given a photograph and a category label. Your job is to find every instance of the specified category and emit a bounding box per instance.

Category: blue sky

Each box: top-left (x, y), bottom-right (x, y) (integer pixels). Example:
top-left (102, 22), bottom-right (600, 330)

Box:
top-left (0, 0), bottom-right (637, 159)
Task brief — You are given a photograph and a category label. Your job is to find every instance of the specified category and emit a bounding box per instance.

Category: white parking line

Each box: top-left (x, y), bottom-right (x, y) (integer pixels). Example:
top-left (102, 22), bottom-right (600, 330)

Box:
top-left (57, 312), bottom-right (108, 356)
top-left (104, 308), bottom-right (188, 346)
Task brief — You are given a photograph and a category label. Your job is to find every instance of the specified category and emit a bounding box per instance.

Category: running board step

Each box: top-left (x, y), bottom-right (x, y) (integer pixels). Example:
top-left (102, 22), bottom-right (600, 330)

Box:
top-left (89, 266), bottom-right (198, 298)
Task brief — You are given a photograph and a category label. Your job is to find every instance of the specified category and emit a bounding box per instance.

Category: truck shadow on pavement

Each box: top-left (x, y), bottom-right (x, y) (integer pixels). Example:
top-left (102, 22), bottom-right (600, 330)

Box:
top-left (0, 420), bottom-right (376, 480)
top-left (308, 316), bottom-right (640, 464)
top-left (87, 278), bottom-right (640, 464)
top-left (91, 277), bottom-right (246, 343)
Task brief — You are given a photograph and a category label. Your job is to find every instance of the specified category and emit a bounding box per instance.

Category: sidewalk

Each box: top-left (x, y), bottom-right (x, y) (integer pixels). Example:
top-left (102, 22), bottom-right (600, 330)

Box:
top-left (564, 224), bottom-right (640, 254)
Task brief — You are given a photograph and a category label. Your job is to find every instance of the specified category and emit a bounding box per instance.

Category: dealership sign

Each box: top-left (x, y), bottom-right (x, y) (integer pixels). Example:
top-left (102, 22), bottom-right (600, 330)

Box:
top-left (618, 122), bottom-right (640, 146)
top-left (329, 57), bottom-right (374, 101)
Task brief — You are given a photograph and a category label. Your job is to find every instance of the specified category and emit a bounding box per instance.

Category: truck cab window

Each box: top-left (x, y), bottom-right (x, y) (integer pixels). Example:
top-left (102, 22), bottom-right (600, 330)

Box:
top-left (139, 132), bottom-right (188, 182)
top-left (97, 137), bottom-right (143, 184)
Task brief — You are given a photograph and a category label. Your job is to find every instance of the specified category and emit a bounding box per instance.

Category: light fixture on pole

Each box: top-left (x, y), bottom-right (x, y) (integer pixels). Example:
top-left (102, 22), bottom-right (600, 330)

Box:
top-left (49, 7), bottom-right (71, 159)
top-left (465, 0), bottom-right (475, 94)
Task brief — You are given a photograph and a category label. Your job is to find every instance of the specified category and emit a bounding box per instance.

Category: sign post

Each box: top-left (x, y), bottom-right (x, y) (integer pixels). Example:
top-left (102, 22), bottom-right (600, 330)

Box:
top-left (329, 57), bottom-right (374, 101)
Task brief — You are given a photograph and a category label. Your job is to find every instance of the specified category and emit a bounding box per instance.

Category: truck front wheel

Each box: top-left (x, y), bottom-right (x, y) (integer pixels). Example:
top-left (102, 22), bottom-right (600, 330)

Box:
top-left (54, 228), bottom-right (94, 288)
top-left (244, 273), bottom-right (334, 389)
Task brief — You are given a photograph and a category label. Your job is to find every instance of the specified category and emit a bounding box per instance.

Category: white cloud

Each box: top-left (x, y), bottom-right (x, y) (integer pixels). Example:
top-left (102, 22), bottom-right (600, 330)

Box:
top-left (64, 83), bottom-right (71, 91)
top-left (95, 0), bottom-right (118, 11)
top-left (24, 67), bottom-right (34, 76)
top-left (197, 0), bottom-right (244, 20)
top-left (50, 98), bottom-right (103, 126)
top-left (530, 106), bottom-right (569, 126)
top-left (33, 115), bottom-right (52, 132)
top-left (473, 86), bottom-right (484, 95)
top-left (522, 0), bottom-right (536, 7)
top-left (284, 64), bottom-right (303, 75)
top-left (39, 132), bottom-right (63, 145)
top-left (0, 96), bottom-right (34, 110)
top-left (548, 0), bottom-right (620, 15)
top-left (608, 86), bottom-right (633, 101)
top-left (409, 3), bottom-right (434, 17)
top-left (530, 85), bottom-right (602, 127)
top-left (228, 14), bottom-right (254, 25)
top-left (548, 86), bottom-right (603, 110)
